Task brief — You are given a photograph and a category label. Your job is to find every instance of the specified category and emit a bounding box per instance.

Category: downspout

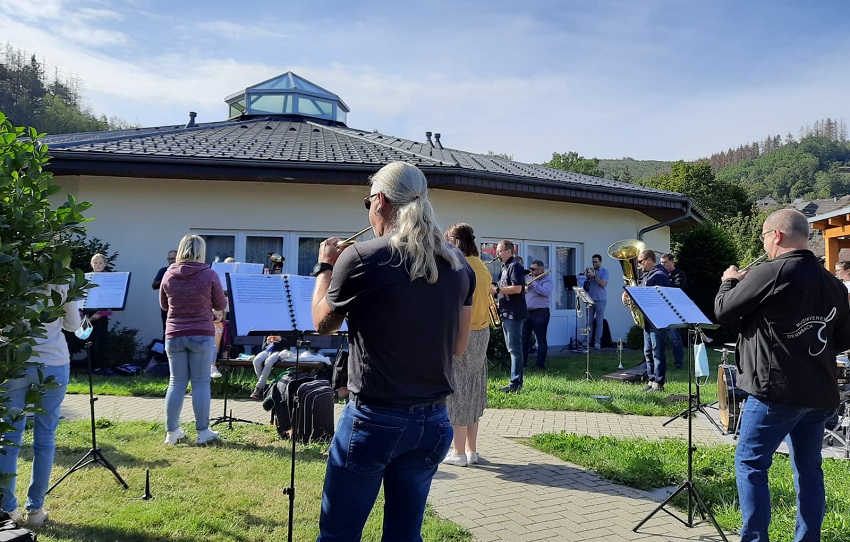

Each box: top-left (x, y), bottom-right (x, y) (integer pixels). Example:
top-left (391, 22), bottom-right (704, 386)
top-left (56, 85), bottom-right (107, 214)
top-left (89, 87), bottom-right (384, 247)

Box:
top-left (637, 200), bottom-right (693, 241)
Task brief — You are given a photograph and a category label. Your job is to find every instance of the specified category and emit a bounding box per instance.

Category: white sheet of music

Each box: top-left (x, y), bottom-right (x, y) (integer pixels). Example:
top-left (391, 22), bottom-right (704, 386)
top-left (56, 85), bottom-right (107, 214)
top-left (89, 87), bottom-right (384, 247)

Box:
top-left (82, 272), bottom-right (131, 310)
top-left (625, 286), bottom-right (712, 328)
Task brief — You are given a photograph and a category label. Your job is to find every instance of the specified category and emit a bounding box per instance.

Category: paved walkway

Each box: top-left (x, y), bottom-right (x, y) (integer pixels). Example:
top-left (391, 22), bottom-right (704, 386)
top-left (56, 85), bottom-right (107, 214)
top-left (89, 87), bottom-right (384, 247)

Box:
top-left (61, 393), bottom-right (736, 541)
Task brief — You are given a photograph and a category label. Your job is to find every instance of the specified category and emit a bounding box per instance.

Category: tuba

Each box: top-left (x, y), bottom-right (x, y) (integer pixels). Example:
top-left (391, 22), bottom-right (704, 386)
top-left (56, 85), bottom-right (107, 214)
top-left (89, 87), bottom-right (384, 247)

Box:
top-left (607, 239), bottom-right (646, 328)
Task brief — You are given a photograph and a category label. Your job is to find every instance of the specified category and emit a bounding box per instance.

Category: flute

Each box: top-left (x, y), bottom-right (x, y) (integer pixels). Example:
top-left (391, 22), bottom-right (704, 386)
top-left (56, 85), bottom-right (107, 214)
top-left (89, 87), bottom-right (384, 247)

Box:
top-left (335, 226), bottom-right (373, 248)
top-left (740, 252), bottom-right (768, 271)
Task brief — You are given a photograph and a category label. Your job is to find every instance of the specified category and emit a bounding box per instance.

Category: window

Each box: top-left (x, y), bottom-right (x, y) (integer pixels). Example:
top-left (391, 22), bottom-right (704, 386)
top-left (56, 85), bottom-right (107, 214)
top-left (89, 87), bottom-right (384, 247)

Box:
top-left (199, 232), bottom-right (284, 271)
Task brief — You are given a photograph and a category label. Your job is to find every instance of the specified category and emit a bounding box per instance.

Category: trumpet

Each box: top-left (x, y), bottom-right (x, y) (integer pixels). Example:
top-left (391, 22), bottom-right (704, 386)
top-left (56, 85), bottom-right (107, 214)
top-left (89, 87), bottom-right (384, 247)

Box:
top-left (335, 226), bottom-right (373, 248)
top-left (581, 266), bottom-right (596, 278)
top-left (526, 268), bottom-right (553, 285)
top-left (740, 252), bottom-right (768, 271)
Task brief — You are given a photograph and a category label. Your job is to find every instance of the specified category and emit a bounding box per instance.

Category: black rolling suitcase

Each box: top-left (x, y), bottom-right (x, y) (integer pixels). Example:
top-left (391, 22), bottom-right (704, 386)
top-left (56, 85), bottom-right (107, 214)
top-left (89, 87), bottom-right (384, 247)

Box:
top-left (294, 380), bottom-right (335, 444)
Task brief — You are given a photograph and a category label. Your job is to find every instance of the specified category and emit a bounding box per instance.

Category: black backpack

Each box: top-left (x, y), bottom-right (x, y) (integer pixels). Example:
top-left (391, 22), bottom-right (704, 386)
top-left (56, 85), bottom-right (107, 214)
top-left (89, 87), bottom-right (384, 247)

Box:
top-left (0, 513), bottom-right (36, 542)
top-left (264, 373), bottom-right (334, 443)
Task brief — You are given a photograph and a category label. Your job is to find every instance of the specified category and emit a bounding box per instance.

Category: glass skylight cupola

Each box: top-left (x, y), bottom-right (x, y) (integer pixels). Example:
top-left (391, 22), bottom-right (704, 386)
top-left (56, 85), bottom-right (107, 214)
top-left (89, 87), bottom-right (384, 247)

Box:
top-left (225, 72), bottom-right (349, 125)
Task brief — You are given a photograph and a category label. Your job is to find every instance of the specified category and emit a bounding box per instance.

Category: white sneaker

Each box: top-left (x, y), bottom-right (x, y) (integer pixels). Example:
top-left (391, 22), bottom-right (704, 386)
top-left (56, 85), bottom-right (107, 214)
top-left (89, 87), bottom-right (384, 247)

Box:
top-left (4, 509), bottom-right (22, 523)
top-left (210, 366), bottom-right (223, 378)
top-left (164, 427), bottom-right (186, 445)
top-left (25, 508), bottom-right (47, 526)
top-left (442, 453), bottom-right (468, 467)
top-left (196, 428), bottom-right (220, 445)
top-left (465, 451), bottom-right (479, 464)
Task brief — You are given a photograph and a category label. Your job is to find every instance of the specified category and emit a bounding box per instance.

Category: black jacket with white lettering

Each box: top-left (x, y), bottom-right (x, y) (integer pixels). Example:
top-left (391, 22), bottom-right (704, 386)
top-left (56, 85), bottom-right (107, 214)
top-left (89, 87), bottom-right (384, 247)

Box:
top-left (714, 249), bottom-right (850, 409)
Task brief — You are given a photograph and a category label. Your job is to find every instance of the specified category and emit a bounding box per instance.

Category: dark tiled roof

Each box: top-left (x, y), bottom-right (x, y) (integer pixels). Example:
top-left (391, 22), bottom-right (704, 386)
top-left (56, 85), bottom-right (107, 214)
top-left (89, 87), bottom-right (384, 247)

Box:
top-left (42, 116), bottom-right (705, 227)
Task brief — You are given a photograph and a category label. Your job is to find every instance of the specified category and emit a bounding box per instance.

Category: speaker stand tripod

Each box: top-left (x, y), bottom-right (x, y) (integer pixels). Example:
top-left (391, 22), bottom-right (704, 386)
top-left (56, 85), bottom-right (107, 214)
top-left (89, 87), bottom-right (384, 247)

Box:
top-left (633, 325), bottom-right (728, 541)
top-left (47, 342), bottom-right (128, 494)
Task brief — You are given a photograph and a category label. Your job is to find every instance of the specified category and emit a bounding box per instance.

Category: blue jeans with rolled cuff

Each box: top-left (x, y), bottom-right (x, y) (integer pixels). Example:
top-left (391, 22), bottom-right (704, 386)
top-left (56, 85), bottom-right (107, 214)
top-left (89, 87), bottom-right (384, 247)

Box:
top-left (735, 396), bottom-right (833, 542)
top-left (317, 398), bottom-right (453, 541)
top-left (502, 318), bottom-right (525, 389)
top-left (0, 364), bottom-right (70, 512)
top-left (165, 335), bottom-right (215, 432)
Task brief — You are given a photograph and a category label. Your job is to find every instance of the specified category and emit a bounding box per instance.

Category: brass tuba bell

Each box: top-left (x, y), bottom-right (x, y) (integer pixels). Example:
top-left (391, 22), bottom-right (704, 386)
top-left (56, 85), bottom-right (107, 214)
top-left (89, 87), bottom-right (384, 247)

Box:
top-left (607, 239), bottom-right (646, 328)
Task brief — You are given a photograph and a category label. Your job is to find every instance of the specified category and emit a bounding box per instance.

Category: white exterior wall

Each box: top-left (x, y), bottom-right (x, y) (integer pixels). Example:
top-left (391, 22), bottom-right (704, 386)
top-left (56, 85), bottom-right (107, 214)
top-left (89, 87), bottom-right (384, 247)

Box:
top-left (56, 175), bottom-right (672, 349)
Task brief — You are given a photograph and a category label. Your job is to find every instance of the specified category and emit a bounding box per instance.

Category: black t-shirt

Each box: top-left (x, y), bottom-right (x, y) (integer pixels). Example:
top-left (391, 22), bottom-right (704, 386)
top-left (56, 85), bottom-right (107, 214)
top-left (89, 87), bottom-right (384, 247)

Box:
top-left (326, 235), bottom-right (474, 406)
top-left (497, 257), bottom-right (527, 320)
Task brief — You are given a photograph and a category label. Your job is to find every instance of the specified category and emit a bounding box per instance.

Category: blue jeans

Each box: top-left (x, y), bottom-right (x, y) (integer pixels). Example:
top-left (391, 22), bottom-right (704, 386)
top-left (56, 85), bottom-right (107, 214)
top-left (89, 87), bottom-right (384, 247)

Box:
top-left (643, 327), bottom-right (667, 385)
top-left (317, 400), bottom-right (452, 541)
top-left (502, 318), bottom-right (524, 388)
top-left (668, 328), bottom-right (684, 367)
top-left (165, 336), bottom-right (215, 432)
top-left (587, 299), bottom-right (606, 346)
top-left (521, 308), bottom-right (550, 368)
top-left (0, 364), bottom-right (70, 512)
top-left (736, 397), bottom-right (832, 542)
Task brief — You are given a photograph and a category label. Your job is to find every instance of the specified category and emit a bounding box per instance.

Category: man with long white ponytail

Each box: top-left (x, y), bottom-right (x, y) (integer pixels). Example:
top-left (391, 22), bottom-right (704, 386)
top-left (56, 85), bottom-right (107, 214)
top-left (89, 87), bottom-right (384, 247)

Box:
top-left (311, 161), bottom-right (475, 541)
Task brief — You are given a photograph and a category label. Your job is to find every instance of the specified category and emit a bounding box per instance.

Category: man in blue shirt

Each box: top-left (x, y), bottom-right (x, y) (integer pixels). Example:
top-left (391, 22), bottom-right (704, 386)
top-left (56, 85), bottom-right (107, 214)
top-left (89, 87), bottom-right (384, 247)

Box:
top-left (522, 260), bottom-right (553, 370)
top-left (583, 254), bottom-right (609, 349)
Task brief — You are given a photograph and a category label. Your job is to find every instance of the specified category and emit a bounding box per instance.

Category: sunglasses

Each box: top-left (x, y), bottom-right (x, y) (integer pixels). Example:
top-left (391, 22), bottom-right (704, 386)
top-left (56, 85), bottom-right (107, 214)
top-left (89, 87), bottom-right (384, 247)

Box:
top-left (637, 259), bottom-right (646, 264)
top-left (363, 193), bottom-right (378, 210)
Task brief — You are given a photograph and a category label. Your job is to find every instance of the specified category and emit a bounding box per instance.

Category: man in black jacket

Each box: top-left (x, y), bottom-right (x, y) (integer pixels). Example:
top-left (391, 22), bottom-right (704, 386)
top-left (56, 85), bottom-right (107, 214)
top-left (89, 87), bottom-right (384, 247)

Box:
top-left (715, 209), bottom-right (850, 542)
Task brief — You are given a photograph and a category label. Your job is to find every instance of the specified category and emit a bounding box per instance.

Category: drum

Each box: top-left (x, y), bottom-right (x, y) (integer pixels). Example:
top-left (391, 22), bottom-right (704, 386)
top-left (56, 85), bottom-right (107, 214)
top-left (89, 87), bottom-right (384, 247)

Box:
top-left (718, 364), bottom-right (749, 434)
top-left (837, 354), bottom-right (849, 386)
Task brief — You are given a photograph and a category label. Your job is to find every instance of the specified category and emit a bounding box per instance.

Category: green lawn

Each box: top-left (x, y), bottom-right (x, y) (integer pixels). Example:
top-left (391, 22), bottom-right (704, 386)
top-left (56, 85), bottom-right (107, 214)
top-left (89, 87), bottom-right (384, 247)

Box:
top-left (528, 432), bottom-right (850, 542)
top-left (20, 420), bottom-right (469, 542)
top-left (69, 347), bottom-right (720, 418)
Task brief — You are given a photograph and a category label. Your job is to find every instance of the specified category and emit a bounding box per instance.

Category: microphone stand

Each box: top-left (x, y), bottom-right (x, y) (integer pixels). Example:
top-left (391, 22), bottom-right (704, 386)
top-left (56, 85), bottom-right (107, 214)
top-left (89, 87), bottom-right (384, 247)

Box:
top-left (47, 341), bottom-right (128, 494)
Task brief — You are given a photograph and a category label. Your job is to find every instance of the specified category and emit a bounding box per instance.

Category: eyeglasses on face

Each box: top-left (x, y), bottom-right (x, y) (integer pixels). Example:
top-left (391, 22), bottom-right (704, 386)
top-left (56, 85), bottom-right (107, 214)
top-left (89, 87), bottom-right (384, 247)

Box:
top-left (637, 259), bottom-right (646, 264)
top-left (530, 267), bottom-right (541, 271)
top-left (759, 229), bottom-right (775, 242)
top-left (363, 193), bottom-right (379, 210)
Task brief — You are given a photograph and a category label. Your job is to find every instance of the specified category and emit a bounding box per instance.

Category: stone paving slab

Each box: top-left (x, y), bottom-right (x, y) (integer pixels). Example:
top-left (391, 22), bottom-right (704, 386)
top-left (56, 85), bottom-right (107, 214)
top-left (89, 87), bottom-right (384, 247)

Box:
top-left (60, 393), bottom-right (737, 540)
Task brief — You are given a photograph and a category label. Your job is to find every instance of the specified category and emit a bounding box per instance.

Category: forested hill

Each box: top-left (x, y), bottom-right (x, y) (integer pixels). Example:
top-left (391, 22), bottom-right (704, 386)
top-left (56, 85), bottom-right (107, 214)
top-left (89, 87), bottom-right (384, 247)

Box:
top-left (597, 158), bottom-right (672, 182)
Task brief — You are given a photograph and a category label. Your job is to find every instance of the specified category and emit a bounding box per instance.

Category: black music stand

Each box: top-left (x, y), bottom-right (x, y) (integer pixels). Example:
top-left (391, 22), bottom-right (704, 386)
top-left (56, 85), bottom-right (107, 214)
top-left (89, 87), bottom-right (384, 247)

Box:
top-left (663, 330), bottom-right (724, 434)
top-left (626, 288), bottom-right (728, 540)
top-left (211, 352), bottom-right (264, 429)
top-left (561, 275), bottom-right (587, 352)
top-left (47, 340), bottom-right (129, 494)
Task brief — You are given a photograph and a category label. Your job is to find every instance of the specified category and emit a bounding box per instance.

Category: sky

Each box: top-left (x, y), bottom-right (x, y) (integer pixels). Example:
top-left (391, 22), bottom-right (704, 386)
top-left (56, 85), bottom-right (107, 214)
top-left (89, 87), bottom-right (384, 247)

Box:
top-left (1, 0), bottom-right (849, 164)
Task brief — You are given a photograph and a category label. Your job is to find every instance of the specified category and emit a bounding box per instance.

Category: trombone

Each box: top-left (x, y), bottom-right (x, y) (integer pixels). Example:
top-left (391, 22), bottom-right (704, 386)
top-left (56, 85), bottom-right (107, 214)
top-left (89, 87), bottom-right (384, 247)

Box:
top-left (525, 268), bottom-right (553, 285)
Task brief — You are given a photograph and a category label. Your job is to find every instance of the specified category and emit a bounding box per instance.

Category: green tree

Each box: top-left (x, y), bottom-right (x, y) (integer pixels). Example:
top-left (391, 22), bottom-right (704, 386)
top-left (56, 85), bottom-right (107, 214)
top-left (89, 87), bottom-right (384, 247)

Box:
top-left (673, 223), bottom-right (738, 342)
top-left (0, 112), bottom-right (92, 435)
top-left (642, 161), bottom-right (750, 221)
top-left (544, 151), bottom-right (605, 177)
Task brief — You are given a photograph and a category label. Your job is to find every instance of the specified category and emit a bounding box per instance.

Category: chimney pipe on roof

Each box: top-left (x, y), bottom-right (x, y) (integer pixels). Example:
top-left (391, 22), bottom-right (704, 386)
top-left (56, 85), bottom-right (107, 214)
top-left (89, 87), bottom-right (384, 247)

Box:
top-left (425, 131), bottom-right (434, 147)
top-left (434, 133), bottom-right (443, 149)
top-left (185, 111), bottom-right (197, 128)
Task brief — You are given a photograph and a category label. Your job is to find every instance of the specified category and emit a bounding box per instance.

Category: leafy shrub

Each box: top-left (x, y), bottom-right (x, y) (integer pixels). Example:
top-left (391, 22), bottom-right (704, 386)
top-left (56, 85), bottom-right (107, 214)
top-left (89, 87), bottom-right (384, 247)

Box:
top-left (626, 325), bottom-right (643, 350)
top-left (106, 324), bottom-right (145, 367)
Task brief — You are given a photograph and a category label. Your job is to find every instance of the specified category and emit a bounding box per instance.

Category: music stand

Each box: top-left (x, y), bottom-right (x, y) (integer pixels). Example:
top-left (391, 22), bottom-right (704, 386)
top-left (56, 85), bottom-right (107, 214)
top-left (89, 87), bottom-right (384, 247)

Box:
top-left (574, 286), bottom-right (596, 380)
top-left (662, 331), bottom-right (724, 434)
top-left (561, 275), bottom-right (587, 352)
top-left (627, 287), bottom-right (728, 541)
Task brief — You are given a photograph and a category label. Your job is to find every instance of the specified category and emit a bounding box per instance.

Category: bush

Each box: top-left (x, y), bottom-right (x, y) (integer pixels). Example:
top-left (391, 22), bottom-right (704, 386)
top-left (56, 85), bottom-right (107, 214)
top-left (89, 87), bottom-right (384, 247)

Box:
top-left (626, 325), bottom-right (643, 350)
top-left (487, 327), bottom-right (508, 361)
top-left (106, 324), bottom-right (145, 367)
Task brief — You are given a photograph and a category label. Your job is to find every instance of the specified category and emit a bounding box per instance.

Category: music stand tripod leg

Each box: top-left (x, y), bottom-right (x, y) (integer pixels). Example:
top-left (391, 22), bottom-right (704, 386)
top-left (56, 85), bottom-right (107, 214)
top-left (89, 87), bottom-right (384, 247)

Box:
top-left (211, 361), bottom-right (263, 428)
top-left (47, 342), bottom-right (129, 494)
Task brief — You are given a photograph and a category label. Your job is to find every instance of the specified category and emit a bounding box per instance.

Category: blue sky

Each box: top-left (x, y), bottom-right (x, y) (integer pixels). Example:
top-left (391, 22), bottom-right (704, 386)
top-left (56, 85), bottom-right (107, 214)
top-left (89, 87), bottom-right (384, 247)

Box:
top-left (1, 0), bottom-right (848, 163)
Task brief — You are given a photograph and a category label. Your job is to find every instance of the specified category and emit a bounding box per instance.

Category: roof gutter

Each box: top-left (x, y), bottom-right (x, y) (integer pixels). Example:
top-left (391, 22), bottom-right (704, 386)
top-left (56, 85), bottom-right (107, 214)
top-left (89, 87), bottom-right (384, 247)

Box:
top-left (637, 199), bottom-right (695, 240)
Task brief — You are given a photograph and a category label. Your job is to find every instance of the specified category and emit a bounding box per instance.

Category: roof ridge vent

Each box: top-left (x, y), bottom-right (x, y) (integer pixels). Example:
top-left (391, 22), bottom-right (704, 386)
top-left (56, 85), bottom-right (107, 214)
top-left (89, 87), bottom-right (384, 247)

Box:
top-left (185, 111), bottom-right (197, 128)
top-left (425, 131), bottom-right (434, 147)
top-left (434, 133), bottom-right (443, 149)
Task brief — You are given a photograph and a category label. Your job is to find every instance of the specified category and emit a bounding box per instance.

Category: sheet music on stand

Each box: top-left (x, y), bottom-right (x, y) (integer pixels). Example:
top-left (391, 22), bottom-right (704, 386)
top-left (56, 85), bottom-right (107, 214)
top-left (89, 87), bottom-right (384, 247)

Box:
top-left (81, 272), bottom-right (131, 310)
top-left (624, 286), bottom-right (712, 328)
top-left (211, 261), bottom-right (264, 290)
top-left (226, 273), bottom-right (347, 336)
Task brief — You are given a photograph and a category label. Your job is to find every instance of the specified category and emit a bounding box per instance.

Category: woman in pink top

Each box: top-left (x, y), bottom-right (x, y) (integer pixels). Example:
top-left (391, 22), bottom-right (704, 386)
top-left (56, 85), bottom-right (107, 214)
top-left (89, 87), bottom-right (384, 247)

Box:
top-left (159, 235), bottom-right (228, 445)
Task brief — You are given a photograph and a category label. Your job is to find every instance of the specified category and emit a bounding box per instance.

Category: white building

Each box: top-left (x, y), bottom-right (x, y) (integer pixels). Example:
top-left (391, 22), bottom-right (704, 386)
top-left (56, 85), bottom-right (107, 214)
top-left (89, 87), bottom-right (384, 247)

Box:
top-left (44, 72), bottom-right (704, 350)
